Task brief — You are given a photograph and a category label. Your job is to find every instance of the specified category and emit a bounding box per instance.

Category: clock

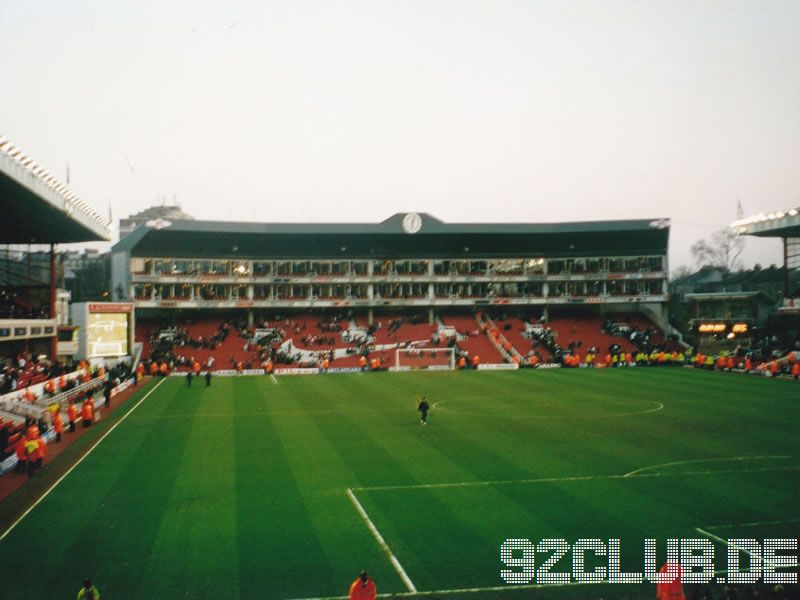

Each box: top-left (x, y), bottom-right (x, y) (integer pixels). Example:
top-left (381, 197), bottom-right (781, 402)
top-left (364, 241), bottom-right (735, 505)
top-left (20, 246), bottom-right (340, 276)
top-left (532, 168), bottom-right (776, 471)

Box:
top-left (402, 212), bottom-right (422, 234)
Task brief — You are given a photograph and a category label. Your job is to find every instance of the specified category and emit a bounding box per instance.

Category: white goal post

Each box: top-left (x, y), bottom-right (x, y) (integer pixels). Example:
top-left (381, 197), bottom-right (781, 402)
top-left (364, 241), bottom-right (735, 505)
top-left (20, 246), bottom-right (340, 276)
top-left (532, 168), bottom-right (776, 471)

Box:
top-left (394, 347), bottom-right (456, 371)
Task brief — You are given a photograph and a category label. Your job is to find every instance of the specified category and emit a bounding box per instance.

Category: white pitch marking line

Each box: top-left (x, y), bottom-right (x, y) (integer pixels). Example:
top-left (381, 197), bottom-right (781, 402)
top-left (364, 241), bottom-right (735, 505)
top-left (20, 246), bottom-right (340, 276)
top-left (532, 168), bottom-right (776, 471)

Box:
top-left (705, 518), bottom-right (800, 529)
top-left (353, 464), bottom-right (800, 493)
top-left (696, 527), bottom-right (777, 569)
top-left (435, 400), bottom-right (664, 419)
top-left (270, 374), bottom-right (278, 385)
top-left (345, 488), bottom-right (417, 593)
top-left (623, 455), bottom-right (790, 478)
top-left (0, 377), bottom-right (168, 543)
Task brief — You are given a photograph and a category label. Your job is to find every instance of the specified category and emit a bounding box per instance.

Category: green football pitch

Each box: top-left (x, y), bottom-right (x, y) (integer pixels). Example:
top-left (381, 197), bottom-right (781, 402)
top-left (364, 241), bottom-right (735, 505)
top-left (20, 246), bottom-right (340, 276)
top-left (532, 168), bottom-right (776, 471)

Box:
top-left (0, 369), bottom-right (798, 600)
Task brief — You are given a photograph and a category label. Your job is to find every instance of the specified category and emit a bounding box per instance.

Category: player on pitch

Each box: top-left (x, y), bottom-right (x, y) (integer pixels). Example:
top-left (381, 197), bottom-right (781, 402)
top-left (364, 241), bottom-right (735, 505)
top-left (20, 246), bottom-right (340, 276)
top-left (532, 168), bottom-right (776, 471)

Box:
top-left (418, 396), bottom-right (430, 425)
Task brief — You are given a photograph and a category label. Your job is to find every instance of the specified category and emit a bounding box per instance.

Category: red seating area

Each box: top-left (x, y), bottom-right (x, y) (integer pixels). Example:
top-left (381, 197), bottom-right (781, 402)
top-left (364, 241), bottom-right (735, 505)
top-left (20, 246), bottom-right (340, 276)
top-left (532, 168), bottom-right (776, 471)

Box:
top-left (489, 315), bottom-right (554, 361)
top-left (136, 319), bottom-right (260, 369)
top-left (134, 312), bottom-right (676, 370)
top-left (443, 314), bottom-right (507, 364)
top-left (546, 312), bottom-right (671, 356)
top-left (273, 314), bottom-right (350, 351)
top-left (356, 315), bottom-right (437, 345)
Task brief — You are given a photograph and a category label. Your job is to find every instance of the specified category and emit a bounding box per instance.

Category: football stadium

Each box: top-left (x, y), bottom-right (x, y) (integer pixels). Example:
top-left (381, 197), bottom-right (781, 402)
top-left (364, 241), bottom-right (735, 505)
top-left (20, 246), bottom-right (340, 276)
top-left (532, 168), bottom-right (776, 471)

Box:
top-left (1, 134), bottom-right (799, 600)
top-left (2, 3), bottom-right (800, 599)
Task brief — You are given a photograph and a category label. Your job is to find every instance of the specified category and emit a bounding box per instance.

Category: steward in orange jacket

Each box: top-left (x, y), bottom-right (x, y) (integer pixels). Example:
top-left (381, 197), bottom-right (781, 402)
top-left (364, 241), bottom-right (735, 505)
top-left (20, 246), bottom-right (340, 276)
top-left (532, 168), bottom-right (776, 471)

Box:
top-left (81, 400), bottom-right (94, 428)
top-left (349, 571), bottom-right (376, 600)
top-left (67, 402), bottom-right (78, 432)
top-left (656, 562), bottom-right (685, 600)
top-left (15, 436), bottom-right (27, 474)
top-left (53, 410), bottom-right (63, 442)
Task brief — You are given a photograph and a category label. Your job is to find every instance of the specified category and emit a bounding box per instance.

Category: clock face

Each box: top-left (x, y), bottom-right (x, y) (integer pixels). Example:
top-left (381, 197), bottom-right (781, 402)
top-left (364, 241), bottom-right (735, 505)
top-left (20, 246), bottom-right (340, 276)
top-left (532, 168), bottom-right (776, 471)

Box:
top-left (402, 212), bottom-right (422, 234)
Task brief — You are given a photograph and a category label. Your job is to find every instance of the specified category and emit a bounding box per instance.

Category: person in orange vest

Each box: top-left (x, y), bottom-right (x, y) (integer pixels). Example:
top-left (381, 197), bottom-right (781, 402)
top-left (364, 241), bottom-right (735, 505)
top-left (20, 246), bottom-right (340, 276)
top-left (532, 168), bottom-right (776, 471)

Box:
top-left (35, 435), bottom-right (47, 471)
top-left (528, 355), bottom-right (538, 367)
top-left (370, 357), bottom-right (380, 371)
top-left (726, 356), bottom-right (735, 370)
top-left (53, 409), bottom-right (63, 443)
top-left (359, 355), bottom-right (368, 372)
top-left (236, 361), bottom-right (244, 375)
top-left (457, 356), bottom-right (467, 369)
top-left (159, 362), bottom-right (168, 376)
top-left (656, 561), bottom-right (685, 600)
top-left (58, 375), bottom-right (66, 390)
top-left (24, 436), bottom-right (39, 478)
top-left (26, 420), bottom-right (40, 441)
top-left (744, 356), bottom-right (753, 371)
top-left (67, 401), bottom-right (78, 432)
top-left (192, 361), bottom-right (201, 375)
top-left (15, 435), bottom-right (27, 474)
top-left (349, 571), bottom-right (376, 600)
top-left (625, 352), bottom-right (633, 366)
top-left (471, 354), bottom-right (480, 369)
top-left (792, 361), bottom-right (800, 380)
top-left (769, 361), bottom-right (780, 377)
top-left (24, 387), bottom-right (35, 403)
top-left (81, 398), bottom-right (94, 428)
top-left (44, 380), bottom-right (55, 396)
top-left (321, 358), bottom-right (330, 371)
top-left (149, 361), bottom-right (159, 376)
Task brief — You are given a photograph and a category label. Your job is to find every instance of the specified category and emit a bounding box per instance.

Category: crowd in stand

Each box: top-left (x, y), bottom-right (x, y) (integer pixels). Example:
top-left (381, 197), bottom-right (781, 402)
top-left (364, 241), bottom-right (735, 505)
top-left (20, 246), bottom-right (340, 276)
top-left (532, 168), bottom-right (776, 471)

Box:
top-left (0, 288), bottom-right (50, 319)
top-left (1, 354), bottom-right (78, 394)
top-left (0, 358), bottom-right (134, 477)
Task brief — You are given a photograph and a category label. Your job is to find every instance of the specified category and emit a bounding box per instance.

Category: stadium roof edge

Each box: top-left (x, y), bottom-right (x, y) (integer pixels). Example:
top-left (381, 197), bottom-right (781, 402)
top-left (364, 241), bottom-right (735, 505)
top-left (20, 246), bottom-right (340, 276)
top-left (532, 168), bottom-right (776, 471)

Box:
top-left (0, 136), bottom-right (112, 243)
top-left (730, 207), bottom-right (800, 238)
top-left (111, 214), bottom-right (670, 259)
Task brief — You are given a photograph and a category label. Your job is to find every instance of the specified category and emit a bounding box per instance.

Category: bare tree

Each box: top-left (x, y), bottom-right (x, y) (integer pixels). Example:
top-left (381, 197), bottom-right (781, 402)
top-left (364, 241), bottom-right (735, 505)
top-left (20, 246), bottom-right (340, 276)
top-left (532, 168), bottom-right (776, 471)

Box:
top-left (690, 228), bottom-right (745, 272)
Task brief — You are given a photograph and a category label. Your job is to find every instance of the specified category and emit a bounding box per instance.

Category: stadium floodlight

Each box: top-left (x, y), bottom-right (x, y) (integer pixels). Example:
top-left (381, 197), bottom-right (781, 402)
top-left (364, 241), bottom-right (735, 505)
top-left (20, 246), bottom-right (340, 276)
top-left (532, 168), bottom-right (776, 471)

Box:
top-left (394, 347), bottom-right (455, 371)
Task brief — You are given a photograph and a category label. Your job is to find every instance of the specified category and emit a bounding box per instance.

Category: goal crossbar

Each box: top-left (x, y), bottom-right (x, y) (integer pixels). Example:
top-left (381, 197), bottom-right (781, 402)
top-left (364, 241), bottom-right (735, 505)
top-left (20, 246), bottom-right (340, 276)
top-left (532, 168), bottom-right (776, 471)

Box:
top-left (394, 347), bottom-right (455, 370)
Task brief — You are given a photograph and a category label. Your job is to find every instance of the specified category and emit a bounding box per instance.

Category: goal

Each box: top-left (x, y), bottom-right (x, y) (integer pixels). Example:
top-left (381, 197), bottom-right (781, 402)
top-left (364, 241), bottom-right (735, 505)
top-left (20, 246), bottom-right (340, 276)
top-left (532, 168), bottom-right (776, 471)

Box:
top-left (394, 347), bottom-right (455, 371)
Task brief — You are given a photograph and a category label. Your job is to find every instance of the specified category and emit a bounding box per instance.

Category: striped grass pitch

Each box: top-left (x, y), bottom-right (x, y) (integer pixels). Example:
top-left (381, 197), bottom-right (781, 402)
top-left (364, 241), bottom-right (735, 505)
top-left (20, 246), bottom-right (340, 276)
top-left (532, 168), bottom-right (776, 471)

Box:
top-left (0, 368), bottom-right (797, 599)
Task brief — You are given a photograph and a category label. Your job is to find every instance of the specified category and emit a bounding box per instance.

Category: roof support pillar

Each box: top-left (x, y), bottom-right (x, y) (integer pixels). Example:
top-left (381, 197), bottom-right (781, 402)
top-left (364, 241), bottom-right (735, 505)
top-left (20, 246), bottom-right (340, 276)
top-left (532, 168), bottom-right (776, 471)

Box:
top-left (783, 237), bottom-right (789, 298)
top-left (50, 244), bottom-right (57, 359)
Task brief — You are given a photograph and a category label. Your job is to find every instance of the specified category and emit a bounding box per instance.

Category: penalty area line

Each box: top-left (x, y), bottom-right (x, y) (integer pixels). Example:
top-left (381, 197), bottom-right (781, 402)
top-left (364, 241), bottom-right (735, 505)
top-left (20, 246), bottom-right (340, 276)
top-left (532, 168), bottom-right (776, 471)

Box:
top-left (0, 377), bottom-right (168, 543)
top-left (353, 464), bottom-right (800, 493)
top-left (270, 374), bottom-right (278, 385)
top-left (345, 488), bottom-right (417, 593)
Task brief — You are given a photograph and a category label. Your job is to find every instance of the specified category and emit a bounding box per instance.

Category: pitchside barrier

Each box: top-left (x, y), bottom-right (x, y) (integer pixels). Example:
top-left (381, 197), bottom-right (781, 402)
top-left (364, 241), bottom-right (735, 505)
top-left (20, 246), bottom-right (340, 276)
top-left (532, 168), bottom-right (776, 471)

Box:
top-left (0, 377), bottom-right (132, 476)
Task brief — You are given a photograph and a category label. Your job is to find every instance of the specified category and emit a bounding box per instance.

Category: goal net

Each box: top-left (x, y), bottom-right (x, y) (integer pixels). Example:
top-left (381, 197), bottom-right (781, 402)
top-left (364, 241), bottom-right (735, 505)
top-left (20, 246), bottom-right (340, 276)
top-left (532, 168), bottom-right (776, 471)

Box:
top-left (394, 347), bottom-right (455, 371)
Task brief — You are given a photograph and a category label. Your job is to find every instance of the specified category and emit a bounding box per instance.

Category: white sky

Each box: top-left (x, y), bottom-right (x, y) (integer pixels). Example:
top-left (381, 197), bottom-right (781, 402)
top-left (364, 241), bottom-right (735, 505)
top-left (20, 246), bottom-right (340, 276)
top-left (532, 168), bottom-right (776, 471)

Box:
top-left (1, 0), bottom-right (798, 271)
